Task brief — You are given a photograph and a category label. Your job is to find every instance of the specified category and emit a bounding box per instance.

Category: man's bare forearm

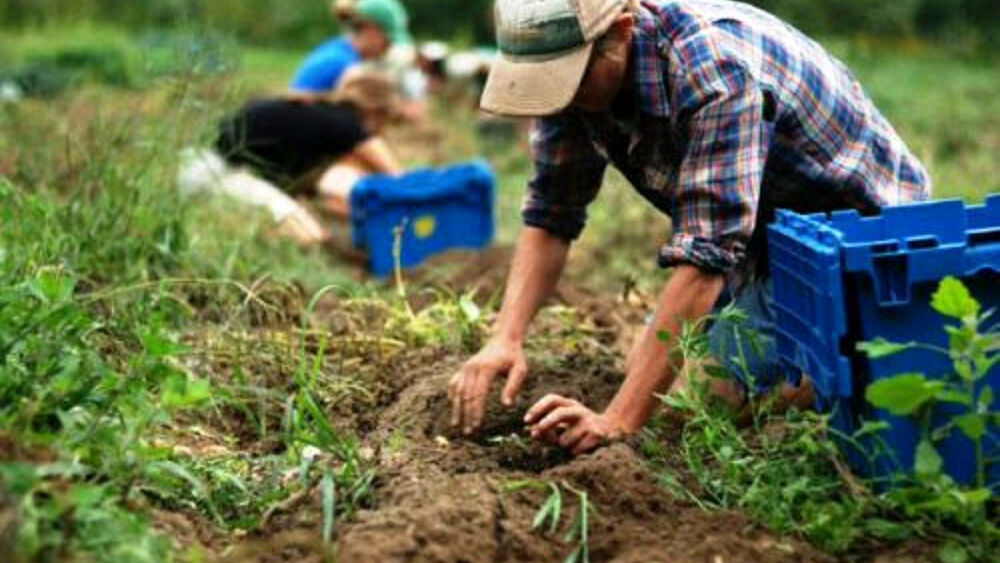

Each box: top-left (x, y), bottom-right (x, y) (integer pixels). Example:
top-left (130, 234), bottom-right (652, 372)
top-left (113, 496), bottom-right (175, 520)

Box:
top-left (493, 226), bottom-right (570, 344)
top-left (604, 265), bottom-right (724, 432)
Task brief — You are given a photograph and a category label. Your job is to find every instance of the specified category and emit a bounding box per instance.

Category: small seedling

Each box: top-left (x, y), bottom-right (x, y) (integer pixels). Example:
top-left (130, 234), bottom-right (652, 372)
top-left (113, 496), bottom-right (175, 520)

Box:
top-left (533, 481), bottom-right (563, 534)
top-left (503, 480), bottom-right (593, 563)
top-left (561, 483), bottom-right (593, 563)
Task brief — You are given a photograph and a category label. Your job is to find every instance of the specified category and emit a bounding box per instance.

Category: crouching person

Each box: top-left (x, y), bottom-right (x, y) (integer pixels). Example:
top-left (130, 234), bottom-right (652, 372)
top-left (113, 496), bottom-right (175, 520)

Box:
top-left (448, 0), bottom-right (931, 454)
top-left (178, 71), bottom-right (402, 245)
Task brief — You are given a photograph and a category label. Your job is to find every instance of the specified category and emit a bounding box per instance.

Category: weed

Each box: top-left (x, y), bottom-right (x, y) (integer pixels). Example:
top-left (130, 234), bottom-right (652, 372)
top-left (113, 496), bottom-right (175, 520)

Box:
top-left (645, 278), bottom-right (999, 560)
top-left (503, 479), bottom-right (594, 563)
top-left (857, 277), bottom-right (999, 561)
top-left (646, 305), bottom-right (874, 554)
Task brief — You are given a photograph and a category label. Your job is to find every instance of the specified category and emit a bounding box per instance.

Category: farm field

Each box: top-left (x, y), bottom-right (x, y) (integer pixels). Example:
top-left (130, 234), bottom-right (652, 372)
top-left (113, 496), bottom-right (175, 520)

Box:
top-left (1, 23), bottom-right (998, 563)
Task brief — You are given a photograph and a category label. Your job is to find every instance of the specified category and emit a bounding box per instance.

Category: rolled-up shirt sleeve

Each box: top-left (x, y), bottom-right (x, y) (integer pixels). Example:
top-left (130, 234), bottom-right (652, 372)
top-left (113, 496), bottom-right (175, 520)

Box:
top-left (522, 112), bottom-right (608, 241)
top-left (659, 59), bottom-right (771, 273)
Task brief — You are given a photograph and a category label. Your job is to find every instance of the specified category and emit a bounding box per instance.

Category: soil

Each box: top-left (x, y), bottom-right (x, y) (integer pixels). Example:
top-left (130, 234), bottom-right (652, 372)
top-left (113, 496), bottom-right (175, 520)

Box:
top-left (211, 343), bottom-right (830, 563)
top-left (159, 250), bottom-right (910, 563)
top-left (331, 357), bottom-right (827, 563)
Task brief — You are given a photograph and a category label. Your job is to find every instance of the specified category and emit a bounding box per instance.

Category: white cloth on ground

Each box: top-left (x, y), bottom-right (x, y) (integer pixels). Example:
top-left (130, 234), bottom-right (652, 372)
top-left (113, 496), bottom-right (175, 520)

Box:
top-left (176, 147), bottom-right (307, 222)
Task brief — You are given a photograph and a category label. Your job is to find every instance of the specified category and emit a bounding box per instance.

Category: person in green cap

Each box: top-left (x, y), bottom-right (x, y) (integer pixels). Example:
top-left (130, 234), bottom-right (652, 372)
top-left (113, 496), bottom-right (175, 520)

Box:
top-left (290, 0), bottom-right (410, 95)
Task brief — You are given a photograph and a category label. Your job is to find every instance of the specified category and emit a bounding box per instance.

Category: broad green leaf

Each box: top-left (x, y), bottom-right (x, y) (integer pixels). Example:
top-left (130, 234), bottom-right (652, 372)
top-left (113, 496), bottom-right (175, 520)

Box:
top-left (945, 325), bottom-right (975, 357)
top-left (985, 331), bottom-right (1000, 353)
top-left (68, 484), bottom-right (107, 509)
top-left (27, 267), bottom-right (76, 303)
top-left (913, 494), bottom-right (961, 515)
top-left (953, 359), bottom-right (974, 383)
top-left (931, 277), bottom-right (979, 320)
top-left (934, 389), bottom-right (971, 407)
top-left (959, 488), bottom-right (991, 505)
top-left (863, 518), bottom-right (912, 541)
top-left (140, 328), bottom-right (189, 358)
top-left (857, 338), bottom-right (915, 359)
top-left (954, 413), bottom-right (986, 441)
top-left (162, 375), bottom-right (212, 409)
top-left (458, 295), bottom-right (481, 322)
top-left (0, 463), bottom-right (39, 495)
top-left (914, 440), bottom-right (943, 478)
top-left (938, 541), bottom-right (968, 563)
top-left (978, 385), bottom-right (994, 409)
top-left (865, 374), bottom-right (942, 415)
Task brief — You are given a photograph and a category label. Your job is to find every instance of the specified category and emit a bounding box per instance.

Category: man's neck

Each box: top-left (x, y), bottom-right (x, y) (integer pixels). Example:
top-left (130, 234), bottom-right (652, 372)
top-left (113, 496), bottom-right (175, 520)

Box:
top-left (609, 41), bottom-right (638, 119)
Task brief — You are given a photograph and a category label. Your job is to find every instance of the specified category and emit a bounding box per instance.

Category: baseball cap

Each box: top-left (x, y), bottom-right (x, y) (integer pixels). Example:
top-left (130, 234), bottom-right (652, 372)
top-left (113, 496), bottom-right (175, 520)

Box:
top-left (481, 0), bottom-right (627, 116)
top-left (354, 0), bottom-right (412, 45)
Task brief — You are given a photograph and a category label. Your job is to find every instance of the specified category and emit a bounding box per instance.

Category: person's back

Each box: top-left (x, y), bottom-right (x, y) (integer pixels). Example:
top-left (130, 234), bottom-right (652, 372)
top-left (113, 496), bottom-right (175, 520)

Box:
top-left (649, 0), bottom-right (930, 212)
top-left (216, 98), bottom-right (369, 184)
top-left (291, 36), bottom-right (363, 94)
top-left (290, 0), bottom-right (411, 94)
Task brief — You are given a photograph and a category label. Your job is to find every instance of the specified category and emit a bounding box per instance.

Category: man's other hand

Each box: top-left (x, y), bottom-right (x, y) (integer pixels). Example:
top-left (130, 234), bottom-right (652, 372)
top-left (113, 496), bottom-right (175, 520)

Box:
top-left (448, 338), bottom-right (528, 435)
top-left (525, 395), bottom-right (625, 456)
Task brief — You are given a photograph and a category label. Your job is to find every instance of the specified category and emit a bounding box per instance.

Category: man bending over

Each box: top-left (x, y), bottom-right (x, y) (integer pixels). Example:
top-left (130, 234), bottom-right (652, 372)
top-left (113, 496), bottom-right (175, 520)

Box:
top-left (449, 0), bottom-right (930, 454)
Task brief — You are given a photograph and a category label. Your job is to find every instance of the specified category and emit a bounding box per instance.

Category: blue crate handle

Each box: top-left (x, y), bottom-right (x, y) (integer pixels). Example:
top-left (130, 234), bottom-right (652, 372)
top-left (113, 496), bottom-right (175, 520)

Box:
top-left (828, 195), bottom-right (1000, 306)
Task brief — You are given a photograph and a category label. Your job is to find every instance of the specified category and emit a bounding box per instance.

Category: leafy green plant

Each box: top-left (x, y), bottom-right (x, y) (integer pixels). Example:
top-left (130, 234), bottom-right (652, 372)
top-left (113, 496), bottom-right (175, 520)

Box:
top-left (858, 276), bottom-right (998, 561)
top-left (649, 393), bottom-right (871, 553)
top-left (646, 304), bottom-right (882, 554)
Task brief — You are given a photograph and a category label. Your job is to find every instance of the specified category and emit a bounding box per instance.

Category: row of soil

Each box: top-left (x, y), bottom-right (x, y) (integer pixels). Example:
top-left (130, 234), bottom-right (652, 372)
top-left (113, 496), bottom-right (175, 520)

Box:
top-left (222, 346), bottom-right (826, 562)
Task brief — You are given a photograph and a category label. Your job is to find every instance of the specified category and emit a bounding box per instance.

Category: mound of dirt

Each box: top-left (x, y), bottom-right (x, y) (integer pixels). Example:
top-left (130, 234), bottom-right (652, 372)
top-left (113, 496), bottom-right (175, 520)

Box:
top-left (201, 285), bottom-right (824, 562)
top-left (338, 442), bottom-right (823, 563)
top-left (326, 352), bottom-right (826, 563)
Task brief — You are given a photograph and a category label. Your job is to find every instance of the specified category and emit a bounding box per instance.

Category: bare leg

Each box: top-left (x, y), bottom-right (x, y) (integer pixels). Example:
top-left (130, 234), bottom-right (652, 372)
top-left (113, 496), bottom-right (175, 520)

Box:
top-left (316, 156), bottom-right (371, 219)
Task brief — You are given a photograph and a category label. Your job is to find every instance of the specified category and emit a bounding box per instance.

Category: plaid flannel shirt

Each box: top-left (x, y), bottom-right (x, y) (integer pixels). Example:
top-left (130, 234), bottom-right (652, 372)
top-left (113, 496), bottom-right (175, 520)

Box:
top-left (523, 0), bottom-right (931, 275)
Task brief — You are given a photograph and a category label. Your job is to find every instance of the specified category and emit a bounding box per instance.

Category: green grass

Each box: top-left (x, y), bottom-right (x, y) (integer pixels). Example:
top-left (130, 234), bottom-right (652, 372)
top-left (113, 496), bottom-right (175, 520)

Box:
top-left (0, 23), bottom-right (996, 562)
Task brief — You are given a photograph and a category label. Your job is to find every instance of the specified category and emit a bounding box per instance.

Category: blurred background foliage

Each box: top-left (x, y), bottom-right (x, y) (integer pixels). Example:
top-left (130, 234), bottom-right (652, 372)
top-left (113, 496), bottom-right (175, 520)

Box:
top-left (0, 0), bottom-right (997, 50)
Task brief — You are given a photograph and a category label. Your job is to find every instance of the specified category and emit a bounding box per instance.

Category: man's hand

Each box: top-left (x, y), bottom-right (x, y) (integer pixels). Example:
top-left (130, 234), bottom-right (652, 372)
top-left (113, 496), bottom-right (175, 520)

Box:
top-left (448, 338), bottom-right (529, 435)
top-left (525, 394), bottom-right (626, 456)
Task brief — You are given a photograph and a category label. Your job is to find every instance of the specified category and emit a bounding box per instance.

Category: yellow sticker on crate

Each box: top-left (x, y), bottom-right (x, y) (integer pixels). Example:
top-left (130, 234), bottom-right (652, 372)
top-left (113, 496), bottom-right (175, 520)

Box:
top-left (414, 215), bottom-right (437, 239)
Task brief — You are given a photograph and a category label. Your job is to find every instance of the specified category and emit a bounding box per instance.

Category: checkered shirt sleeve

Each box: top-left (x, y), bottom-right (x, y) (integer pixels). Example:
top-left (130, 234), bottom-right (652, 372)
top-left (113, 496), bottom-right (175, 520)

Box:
top-left (522, 113), bottom-right (608, 241)
top-left (658, 56), bottom-right (771, 272)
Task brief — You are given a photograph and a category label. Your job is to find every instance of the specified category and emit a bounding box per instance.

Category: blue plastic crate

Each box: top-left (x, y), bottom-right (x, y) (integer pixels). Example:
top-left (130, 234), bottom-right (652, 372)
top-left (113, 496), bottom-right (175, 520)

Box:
top-left (768, 195), bottom-right (1000, 486)
top-left (350, 161), bottom-right (495, 276)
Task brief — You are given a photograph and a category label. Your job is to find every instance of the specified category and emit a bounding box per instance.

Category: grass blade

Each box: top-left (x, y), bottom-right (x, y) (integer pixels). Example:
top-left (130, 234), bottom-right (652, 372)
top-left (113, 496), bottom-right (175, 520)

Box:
top-left (321, 469), bottom-right (336, 544)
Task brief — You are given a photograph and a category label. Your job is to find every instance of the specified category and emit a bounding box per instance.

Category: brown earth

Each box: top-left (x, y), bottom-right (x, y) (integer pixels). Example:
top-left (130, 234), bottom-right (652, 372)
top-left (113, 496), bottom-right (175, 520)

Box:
top-left (134, 261), bottom-right (945, 563)
top-left (217, 345), bottom-right (830, 563)
top-left (157, 250), bottom-right (917, 563)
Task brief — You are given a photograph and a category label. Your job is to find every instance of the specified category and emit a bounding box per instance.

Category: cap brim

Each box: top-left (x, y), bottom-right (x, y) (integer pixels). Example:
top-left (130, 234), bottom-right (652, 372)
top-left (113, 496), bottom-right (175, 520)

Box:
top-left (480, 42), bottom-right (593, 117)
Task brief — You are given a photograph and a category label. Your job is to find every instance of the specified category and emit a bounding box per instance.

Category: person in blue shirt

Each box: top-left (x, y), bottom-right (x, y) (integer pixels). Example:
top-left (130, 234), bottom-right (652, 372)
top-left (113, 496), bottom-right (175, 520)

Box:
top-left (291, 0), bottom-right (411, 95)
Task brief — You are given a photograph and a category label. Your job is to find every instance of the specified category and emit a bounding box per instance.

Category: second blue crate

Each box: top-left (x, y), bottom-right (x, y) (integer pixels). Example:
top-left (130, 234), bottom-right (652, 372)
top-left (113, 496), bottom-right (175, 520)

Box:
top-left (350, 161), bottom-right (495, 277)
